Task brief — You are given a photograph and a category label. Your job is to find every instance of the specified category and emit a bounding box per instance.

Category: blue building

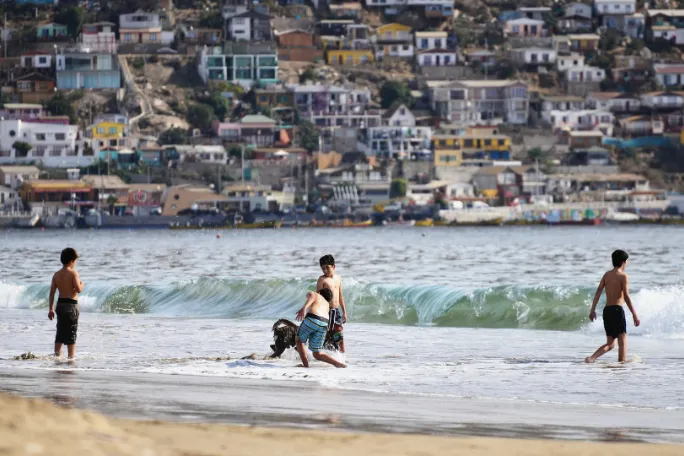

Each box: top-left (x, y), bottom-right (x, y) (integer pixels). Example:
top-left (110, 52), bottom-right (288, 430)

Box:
top-left (56, 52), bottom-right (121, 90)
top-left (17, 0), bottom-right (57, 4)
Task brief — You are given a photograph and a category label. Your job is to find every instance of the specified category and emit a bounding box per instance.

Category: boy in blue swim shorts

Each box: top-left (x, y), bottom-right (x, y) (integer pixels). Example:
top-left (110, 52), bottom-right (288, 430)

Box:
top-left (295, 288), bottom-right (346, 368)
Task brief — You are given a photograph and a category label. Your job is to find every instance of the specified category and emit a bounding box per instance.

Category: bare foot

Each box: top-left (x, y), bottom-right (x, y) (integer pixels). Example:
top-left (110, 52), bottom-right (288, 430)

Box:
top-left (296, 363), bottom-right (309, 368)
top-left (337, 364), bottom-right (347, 368)
top-left (585, 357), bottom-right (595, 364)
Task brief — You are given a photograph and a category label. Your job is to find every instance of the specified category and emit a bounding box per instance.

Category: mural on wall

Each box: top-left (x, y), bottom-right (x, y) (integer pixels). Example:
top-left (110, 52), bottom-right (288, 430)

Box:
top-left (520, 208), bottom-right (608, 222)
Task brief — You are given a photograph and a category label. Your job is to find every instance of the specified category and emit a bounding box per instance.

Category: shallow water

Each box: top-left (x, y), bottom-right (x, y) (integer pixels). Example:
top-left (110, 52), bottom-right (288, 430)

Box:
top-left (1, 227), bottom-right (684, 431)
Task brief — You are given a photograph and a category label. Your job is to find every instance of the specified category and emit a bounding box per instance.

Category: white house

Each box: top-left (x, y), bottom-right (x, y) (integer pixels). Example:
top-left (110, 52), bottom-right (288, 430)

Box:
top-left (508, 47), bottom-right (557, 65)
top-left (541, 95), bottom-right (587, 124)
top-left (594, 0), bottom-right (636, 32)
top-left (565, 2), bottom-right (593, 18)
top-left (654, 64), bottom-right (684, 87)
top-left (358, 103), bottom-right (432, 160)
top-left (566, 66), bottom-right (606, 83)
top-left (556, 54), bottom-right (585, 72)
top-left (417, 49), bottom-right (457, 67)
top-left (640, 91), bottom-right (684, 110)
top-left (548, 110), bottom-right (614, 135)
top-left (648, 10), bottom-right (684, 44)
top-left (174, 145), bottom-right (227, 164)
top-left (19, 51), bottom-right (52, 69)
top-left (414, 31), bottom-right (448, 51)
top-left (503, 18), bottom-right (547, 37)
top-left (0, 120), bottom-right (89, 168)
top-left (519, 7), bottom-right (551, 21)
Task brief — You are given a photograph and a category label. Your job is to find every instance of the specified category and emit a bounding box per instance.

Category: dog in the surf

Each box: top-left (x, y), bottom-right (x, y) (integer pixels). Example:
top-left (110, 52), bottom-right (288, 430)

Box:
top-left (269, 318), bottom-right (339, 358)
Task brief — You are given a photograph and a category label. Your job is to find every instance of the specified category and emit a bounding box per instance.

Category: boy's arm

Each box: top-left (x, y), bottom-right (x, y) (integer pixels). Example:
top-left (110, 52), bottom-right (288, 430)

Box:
top-left (72, 270), bottom-right (84, 293)
top-left (315, 276), bottom-right (323, 292)
top-left (623, 275), bottom-right (640, 326)
top-left (339, 281), bottom-right (347, 323)
top-left (48, 276), bottom-right (56, 320)
top-left (589, 275), bottom-right (605, 321)
top-left (296, 292), bottom-right (316, 321)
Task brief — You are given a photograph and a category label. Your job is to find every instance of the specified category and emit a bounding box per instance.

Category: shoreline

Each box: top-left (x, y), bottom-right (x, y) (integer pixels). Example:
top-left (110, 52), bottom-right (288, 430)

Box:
top-left (0, 367), bottom-right (683, 444)
top-left (1, 392), bottom-right (683, 456)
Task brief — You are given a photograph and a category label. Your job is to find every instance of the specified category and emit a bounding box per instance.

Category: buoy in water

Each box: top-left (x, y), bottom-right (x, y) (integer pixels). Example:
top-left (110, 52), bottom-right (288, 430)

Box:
top-left (216, 234), bottom-right (222, 239)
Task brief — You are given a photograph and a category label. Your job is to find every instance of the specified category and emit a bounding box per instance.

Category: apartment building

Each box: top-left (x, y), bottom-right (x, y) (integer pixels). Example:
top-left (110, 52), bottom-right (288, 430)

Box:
top-left (429, 80), bottom-right (529, 125)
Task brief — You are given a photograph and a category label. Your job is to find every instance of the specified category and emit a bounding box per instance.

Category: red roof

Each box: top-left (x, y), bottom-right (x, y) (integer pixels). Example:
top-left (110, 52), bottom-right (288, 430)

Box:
top-left (655, 66), bottom-right (684, 74)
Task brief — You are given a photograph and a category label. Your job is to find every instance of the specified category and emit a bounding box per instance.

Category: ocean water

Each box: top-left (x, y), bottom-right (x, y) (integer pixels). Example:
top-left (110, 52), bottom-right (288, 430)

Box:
top-left (1, 227), bottom-right (684, 415)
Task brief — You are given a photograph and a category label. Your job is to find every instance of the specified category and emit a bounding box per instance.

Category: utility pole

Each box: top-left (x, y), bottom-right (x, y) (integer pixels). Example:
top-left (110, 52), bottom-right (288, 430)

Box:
top-left (241, 144), bottom-right (245, 185)
top-left (3, 13), bottom-right (6, 59)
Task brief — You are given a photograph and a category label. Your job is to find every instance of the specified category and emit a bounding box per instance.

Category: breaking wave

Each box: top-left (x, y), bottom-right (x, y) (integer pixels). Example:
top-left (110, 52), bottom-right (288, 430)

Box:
top-left (1, 278), bottom-right (682, 335)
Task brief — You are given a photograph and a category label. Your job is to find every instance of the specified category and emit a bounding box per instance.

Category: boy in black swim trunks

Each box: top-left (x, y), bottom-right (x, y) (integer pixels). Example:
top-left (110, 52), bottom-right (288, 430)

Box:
top-left (585, 249), bottom-right (640, 363)
top-left (48, 248), bottom-right (84, 359)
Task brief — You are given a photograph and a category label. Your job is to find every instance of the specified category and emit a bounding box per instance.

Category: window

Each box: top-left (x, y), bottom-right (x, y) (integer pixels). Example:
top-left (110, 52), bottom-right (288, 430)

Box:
top-left (234, 18), bottom-right (245, 25)
top-left (420, 39), bottom-right (428, 48)
top-left (97, 127), bottom-right (105, 134)
top-left (38, 57), bottom-right (47, 64)
top-left (542, 53), bottom-right (549, 62)
top-left (400, 108), bottom-right (406, 115)
top-left (402, 45), bottom-right (409, 51)
top-left (150, 33), bottom-right (157, 41)
top-left (124, 33), bottom-right (132, 42)
top-left (55, 133), bottom-right (65, 141)
top-left (434, 39), bottom-right (442, 48)
top-left (109, 139), bottom-right (117, 146)
top-left (9, 130), bottom-right (15, 137)
top-left (36, 133), bottom-right (46, 141)
top-left (108, 127), bottom-right (117, 135)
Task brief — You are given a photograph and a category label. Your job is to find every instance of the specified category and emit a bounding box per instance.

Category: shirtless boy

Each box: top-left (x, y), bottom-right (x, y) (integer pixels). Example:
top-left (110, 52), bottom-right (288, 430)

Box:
top-left (316, 254), bottom-right (347, 353)
top-left (585, 249), bottom-right (640, 363)
top-left (295, 288), bottom-right (346, 368)
top-left (48, 248), bottom-right (84, 359)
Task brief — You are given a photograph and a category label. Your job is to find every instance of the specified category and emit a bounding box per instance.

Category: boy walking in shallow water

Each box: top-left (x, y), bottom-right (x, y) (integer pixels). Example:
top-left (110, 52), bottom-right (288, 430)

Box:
top-left (48, 248), bottom-right (84, 359)
top-left (316, 254), bottom-right (347, 353)
top-left (585, 249), bottom-right (640, 363)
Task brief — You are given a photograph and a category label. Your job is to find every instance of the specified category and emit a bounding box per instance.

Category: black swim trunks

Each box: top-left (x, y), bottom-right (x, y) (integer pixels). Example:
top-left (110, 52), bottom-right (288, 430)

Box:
top-left (603, 305), bottom-right (626, 338)
top-left (55, 298), bottom-right (79, 345)
top-left (328, 308), bottom-right (344, 342)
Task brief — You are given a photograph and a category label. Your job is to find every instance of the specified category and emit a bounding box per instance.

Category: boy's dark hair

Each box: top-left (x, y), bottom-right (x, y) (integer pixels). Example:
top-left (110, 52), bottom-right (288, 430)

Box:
top-left (611, 249), bottom-right (629, 268)
top-left (319, 254), bottom-right (335, 267)
top-left (319, 287), bottom-right (334, 302)
top-left (60, 247), bottom-right (79, 265)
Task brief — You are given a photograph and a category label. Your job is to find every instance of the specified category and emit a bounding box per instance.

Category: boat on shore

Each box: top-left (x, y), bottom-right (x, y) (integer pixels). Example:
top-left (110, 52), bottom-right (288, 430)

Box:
top-left (414, 219), bottom-right (434, 227)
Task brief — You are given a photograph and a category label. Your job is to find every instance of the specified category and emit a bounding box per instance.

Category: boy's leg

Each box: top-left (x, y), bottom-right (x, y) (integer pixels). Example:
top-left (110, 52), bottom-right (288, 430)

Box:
top-left (585, 336), bottom-right (616, 363)
top-left (339, 338), bottom-right (345, 354)
top-left (295, 337), bottom-right (309, 367)
top-left (312, 351), bottom-right (346, 368)
top-left (54, 343), bottom-right (62, 357)
top-left (617, 333), bottom-right (627, 362)
top-left (67, 344), bottom-right (76, 359)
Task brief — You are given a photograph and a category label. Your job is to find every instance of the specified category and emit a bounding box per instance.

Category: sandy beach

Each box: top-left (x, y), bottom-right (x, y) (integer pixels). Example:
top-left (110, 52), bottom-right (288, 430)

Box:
top-left (0, 391), bottom-right (682, 456)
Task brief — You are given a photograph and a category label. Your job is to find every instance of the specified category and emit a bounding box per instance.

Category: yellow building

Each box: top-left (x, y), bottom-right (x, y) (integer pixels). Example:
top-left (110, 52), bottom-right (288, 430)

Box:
top-left (327, 49), bottom-right (374, 65)
top-left (375, 23), bottom-right (413, 58)
top-left (377, 23), bottom-right (412, 39)
top-left (432, 131), bottom-right (511, 167)
top-left (88, 115), bottom-right (129, 152)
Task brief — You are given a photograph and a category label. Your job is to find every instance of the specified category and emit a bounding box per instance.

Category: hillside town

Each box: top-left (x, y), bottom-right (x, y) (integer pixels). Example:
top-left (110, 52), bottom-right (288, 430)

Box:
top-left (1, 0), bottom-right (684, 227)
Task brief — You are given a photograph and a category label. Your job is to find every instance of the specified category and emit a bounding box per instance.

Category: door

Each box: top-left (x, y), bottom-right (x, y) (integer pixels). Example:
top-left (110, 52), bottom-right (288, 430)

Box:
top-left (138, 33), bottom-right (143, 43)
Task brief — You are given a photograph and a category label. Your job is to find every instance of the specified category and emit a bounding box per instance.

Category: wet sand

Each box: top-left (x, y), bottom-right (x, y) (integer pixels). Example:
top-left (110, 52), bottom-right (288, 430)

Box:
top-left (1, 367), bottom-right (683, 444)
top-left (2, 391), bottom-right (684, 456)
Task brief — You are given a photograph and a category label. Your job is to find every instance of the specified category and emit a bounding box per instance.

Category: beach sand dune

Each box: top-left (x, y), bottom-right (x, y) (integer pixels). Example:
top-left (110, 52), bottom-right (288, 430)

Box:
top-left (1, 393), bottom-right (682, 456)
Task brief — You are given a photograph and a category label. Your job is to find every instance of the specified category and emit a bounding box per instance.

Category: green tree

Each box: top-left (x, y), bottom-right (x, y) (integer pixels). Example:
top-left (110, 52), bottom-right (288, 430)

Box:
top-left (159, 127), bottom-right (189, 145)
top-left (297, 120), bottom-right (319, 153)
top-left (390, 178), bottom-right (407, 198)
top-left (55, 5), bottom-right (85, 38)
top-left (207, 94), bottom-right (231, 121)
top-left (380, 81), bottom-right (412, 109)
top-left (12, 141), bottom-right (32, 157)
top-left (187, 103), bottom-right (217, 132)
top-left (452, 19), bottom-right (474, 48)
top-left (299, 66), bottom-right (316, 84)
top-left (44, 93), bottom-right (76, 123)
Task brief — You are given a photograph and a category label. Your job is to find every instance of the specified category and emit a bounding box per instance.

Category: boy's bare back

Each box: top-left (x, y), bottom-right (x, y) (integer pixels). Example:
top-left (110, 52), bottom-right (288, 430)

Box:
top-left (601, 269), bottom-right (628, 307)
top-left (51, 268), bottom-right (83, 300)
top-left (317, 274), bottom-right (341, 308)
